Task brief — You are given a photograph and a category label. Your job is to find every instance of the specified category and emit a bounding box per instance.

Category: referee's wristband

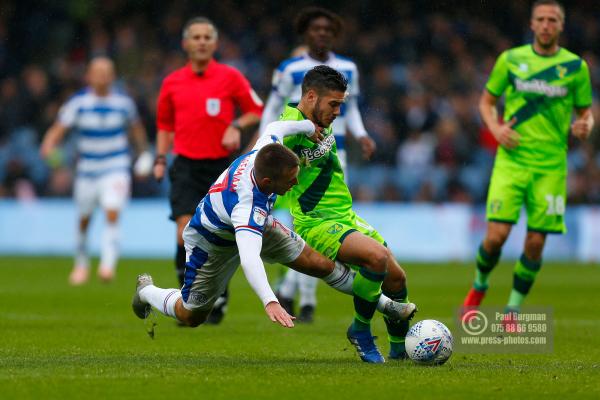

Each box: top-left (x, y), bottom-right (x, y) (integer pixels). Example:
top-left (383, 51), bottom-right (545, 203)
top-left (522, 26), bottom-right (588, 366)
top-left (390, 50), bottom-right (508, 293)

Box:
top-left (230, 119), bottom-right (242, 130)
top-left (154, 154), bottom-right (167, 166)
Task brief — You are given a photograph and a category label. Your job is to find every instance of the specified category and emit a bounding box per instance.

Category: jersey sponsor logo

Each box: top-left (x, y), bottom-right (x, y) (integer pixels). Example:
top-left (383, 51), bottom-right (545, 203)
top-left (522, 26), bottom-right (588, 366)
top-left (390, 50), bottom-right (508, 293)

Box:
top-left (300, 134), bottom-right (336, 163)
top-left (206, 98), bottom-right (221, 116)
top-left (519, 63), bottom-right (529, 72)
top-left (514, 78), bottom-right (567, 97)
top-left (252, 207), bottom-right (268, 226)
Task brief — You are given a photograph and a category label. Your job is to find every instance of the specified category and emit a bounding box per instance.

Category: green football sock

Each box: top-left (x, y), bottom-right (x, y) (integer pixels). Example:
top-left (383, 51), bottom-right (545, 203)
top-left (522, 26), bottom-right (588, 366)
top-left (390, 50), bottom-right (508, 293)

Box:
top-left (383, 287), bottom-right (409, 353)
top-left (507, 254), bottom-right (542, 309)
top-left (351, 267), bottom-right (386, 332)
top-left (473, 243), bottom-right (501, 291)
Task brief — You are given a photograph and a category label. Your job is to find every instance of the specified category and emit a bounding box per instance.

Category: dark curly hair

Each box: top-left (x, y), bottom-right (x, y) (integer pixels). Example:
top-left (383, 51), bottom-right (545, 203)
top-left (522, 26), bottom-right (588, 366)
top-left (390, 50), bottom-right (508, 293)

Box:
top-left (294, 7), bottom-right (343, 37)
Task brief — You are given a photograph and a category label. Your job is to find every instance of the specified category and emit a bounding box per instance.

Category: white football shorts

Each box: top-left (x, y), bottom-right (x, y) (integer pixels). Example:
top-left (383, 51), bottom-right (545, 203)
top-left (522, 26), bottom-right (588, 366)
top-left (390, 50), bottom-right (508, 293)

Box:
top-left (180, 215), bottom-right (305, 312)
top-left (74, 172), bottom-right (131, 216)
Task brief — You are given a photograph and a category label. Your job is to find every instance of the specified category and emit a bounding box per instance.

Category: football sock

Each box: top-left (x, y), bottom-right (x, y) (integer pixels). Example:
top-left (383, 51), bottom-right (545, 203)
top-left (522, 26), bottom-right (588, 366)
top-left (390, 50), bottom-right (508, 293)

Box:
top-left (351, 267), bottom-right (386, 332)
top-left (100, 222), bottom-right (119, 271)
top-left (278, 269), bottom-right (299, 300)
top-left (298, 274), bottom-right (317, 307)
top-left (507, 254), bottom-right (542, 310)
top-left (383, 287), bottom-right (409, 354)
top-left (175, 245), bottom-right (186, 286)
top-left (140, 285), bottom-right (181, 319)
top-left (75, 228), bottom-right (89, 268)
top-left (324, 261), bottom-right (397, 314)
top-left (474, 243), bottom-right (501, 291)
top-left (323, 261), bottom-right (355, 294)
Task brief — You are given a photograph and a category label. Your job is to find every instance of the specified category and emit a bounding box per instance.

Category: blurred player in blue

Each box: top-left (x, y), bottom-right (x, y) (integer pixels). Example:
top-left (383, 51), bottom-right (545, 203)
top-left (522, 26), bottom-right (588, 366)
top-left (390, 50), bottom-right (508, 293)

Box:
top-left (132, 122), bottom-right (415, 338)
top-left (40, 57), bottom-right (151, 285)
top-left (258, 7), bottom-right (376, 322)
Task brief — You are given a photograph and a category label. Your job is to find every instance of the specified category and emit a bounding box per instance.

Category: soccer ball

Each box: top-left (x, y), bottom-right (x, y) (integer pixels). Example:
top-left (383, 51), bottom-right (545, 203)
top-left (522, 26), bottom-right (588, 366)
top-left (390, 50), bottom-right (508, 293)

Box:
top-left (405, 319), bottom-right (453, 365)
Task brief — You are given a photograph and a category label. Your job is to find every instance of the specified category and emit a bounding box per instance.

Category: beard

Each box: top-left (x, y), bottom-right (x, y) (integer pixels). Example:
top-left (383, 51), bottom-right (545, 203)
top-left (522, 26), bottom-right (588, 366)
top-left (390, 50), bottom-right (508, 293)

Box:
top-left (313, 98), bottom-right (330, 128)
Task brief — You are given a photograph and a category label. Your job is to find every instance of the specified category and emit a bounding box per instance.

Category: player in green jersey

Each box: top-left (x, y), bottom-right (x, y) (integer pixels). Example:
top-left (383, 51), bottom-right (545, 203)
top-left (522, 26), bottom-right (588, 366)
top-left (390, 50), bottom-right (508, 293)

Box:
top-left (276, 65), bottom-right (416, 363)
top-left (462, 0), bottom-right (594, 327)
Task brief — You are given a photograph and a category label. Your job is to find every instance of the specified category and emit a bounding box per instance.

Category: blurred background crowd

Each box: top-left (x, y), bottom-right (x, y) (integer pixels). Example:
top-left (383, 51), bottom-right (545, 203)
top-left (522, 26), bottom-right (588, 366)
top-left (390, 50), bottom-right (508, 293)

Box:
top-left (1, 0), bottom-right (599, 203)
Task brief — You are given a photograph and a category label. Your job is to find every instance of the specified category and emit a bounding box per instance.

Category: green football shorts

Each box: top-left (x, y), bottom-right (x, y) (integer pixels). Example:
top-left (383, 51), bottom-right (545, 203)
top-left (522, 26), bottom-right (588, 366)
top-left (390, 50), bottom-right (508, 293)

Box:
top-left (295, 212), bottom-right (386, 260)
top-left (486, 160), bottom-right (567, 234)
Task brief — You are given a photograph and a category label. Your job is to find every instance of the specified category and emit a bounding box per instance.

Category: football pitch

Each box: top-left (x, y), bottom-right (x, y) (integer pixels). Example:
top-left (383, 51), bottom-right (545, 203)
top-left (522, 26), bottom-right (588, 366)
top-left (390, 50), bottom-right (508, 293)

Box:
top-left (1, 257), bottom-right (599, 399)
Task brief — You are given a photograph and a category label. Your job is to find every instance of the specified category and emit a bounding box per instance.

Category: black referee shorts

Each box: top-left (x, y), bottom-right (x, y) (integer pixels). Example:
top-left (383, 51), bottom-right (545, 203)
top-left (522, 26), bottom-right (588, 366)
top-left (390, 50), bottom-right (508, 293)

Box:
top-left (168, 155), bottom-right (231, 221)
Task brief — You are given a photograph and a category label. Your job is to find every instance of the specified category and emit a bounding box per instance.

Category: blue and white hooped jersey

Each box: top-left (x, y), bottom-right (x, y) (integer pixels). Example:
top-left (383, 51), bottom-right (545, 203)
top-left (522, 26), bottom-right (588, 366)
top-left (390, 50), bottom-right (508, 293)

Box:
top-left (58, 87), bottom-right (139, 178)
top-left (189, 135), bottom-right (280, 247)
top-left (271, 52), bottom-right (360, 137)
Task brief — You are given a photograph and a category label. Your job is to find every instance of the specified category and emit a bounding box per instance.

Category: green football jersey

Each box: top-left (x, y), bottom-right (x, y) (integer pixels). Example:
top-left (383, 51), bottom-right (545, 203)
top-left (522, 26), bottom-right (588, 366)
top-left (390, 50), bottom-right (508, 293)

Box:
top-left (486, 44), bottom-right (592, 171)
top-left (278, 105), bottom-right (353, 226)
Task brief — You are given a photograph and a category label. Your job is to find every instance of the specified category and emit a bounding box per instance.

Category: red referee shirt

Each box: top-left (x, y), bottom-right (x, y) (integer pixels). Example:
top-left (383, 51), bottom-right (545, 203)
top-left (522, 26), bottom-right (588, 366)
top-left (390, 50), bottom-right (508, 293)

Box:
top-left (156, 60), bottom-right (263, 160)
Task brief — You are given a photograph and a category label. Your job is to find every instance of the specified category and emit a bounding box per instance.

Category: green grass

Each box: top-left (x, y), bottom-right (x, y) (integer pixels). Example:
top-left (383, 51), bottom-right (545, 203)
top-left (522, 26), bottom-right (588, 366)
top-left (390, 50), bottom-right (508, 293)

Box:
top-left (1, 257), bottom-right (599, 399)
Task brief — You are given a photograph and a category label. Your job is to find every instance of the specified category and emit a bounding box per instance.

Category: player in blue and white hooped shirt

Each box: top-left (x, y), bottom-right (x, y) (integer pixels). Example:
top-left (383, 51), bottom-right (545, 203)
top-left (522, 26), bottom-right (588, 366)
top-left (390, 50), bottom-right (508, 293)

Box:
top-left (133, 121), bottom-right (328, 327)
top-left (258, 7), bottom-right (377, 323)
top-left (133, 120), bottom-right (417, 336)
top-left (41, 57), bottom-right (151, 285)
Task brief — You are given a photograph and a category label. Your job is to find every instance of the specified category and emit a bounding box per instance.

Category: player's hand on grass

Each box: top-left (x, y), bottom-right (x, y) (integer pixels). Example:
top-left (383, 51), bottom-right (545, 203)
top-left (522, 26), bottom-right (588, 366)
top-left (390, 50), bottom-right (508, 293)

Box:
top-left (265, 301), bottom-right (295, 328)
top-left (571, 118), bottom-right (593, 140)
top-left (222, 125), bottom-right (242, 152)
top-left (493, 118), bottom-right (520, 149)
top-left (358, 136), bottom-right (376, 160)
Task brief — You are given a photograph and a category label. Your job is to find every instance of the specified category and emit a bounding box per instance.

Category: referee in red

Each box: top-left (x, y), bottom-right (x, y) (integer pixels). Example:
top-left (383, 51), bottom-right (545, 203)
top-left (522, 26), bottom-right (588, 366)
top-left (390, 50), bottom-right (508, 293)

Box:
top-left (154, 17), bottom-right (263, 324)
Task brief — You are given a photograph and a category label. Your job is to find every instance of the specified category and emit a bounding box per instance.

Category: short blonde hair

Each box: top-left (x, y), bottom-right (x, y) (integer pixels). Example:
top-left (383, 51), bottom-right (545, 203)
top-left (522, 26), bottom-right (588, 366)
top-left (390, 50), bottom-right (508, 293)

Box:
top-left (532, 0), bottom-right (565, 22)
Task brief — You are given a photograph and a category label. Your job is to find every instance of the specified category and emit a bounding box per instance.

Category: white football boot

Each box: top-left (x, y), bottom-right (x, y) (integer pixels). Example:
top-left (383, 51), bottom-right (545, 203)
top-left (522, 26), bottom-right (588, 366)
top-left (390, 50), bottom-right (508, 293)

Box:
top-left (132, 274), bottom-right (154, 319)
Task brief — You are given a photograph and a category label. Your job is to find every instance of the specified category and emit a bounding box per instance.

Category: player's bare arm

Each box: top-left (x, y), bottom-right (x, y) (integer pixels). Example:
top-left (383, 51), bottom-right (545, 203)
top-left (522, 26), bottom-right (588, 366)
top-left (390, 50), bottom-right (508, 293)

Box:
top-left (571, 107), bottom-right (594, 140)
top-left (153, 129), bottom-right (173, 181)
top-left (479, 89), bottom-right (520, 149)
top-left (345, 96), bottom-right (376, 159)
top-left (129, 121), bottom-right (153, 178)
top-left (40, 122), bottom-right (69, 159)
top-left (358, 136), bottom-right (376, 160)
top-left (222, 112), bottom-right (261, 152)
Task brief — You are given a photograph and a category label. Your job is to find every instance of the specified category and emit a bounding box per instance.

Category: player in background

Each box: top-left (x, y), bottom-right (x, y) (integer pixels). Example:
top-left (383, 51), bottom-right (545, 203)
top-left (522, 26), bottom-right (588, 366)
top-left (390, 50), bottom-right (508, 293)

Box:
top-left (132, 125), bottom-right (416, 337)
top-left (154, 17), bottom-right (263, 324)
top-left (271, 65), bottom-right (415, 363)
top-left (40, 57), bottom-right (151, 285)
top-left (461, 0), bottom-right (593, 327)
top-left (259, 6), bottom-right (376, 323)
